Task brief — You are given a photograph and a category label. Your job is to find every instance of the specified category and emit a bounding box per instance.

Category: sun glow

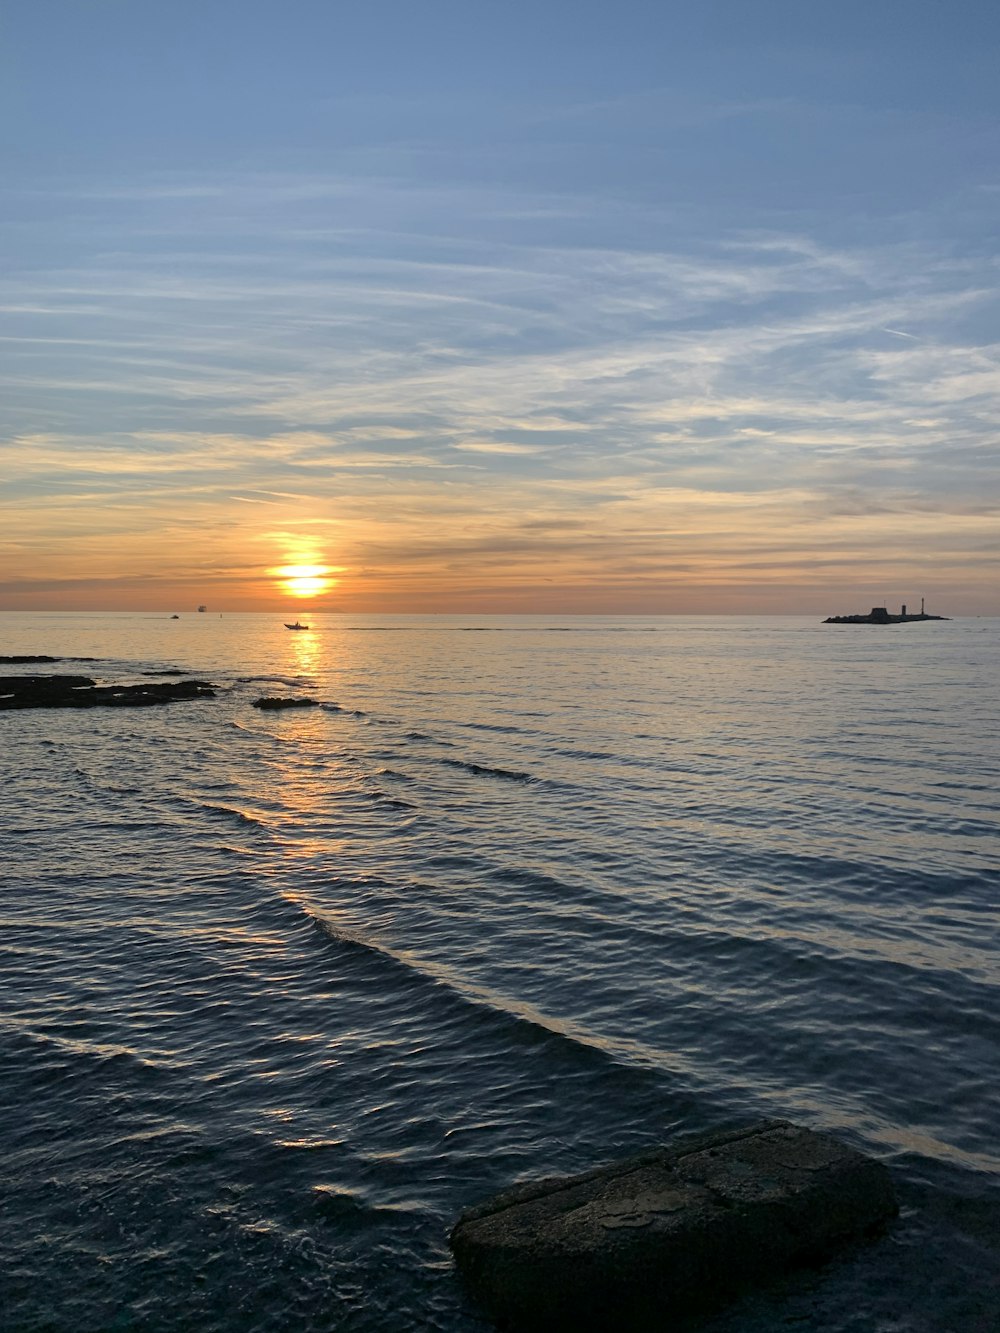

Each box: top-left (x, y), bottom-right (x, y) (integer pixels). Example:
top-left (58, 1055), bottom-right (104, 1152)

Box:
top-left (275, 564), bottom-right (334, 599)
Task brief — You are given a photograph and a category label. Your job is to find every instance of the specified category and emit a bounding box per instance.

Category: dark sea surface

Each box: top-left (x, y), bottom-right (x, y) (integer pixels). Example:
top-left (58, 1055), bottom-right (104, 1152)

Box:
top-left (1, 612), bottom-right (997, 1332)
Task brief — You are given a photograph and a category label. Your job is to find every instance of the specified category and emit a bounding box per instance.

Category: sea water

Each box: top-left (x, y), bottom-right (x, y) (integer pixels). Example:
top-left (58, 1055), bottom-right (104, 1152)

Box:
top-left (1, 612), bottom-right (997, 1331)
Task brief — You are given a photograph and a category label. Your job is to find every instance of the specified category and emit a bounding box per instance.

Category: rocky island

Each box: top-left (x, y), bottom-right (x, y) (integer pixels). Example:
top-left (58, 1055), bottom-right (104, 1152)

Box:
top-left (824, 599), bottom-right (948, 624)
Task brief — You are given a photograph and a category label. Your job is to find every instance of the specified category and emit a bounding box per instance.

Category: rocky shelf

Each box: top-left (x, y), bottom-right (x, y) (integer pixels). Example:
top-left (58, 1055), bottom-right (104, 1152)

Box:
top-left (252, 696), bottom-right (319, 710)
top-left (0, 674), bottom-right (216, 710)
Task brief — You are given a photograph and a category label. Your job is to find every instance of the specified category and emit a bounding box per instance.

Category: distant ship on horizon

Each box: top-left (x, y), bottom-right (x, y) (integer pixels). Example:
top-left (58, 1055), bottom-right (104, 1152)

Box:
top-left (824, 598), bottom-right (948, 625)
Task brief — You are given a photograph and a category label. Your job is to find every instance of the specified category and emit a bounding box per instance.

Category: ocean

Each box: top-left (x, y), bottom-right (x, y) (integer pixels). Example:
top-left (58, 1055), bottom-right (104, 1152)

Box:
top-left (1, 612), bottom-right (997, 1332)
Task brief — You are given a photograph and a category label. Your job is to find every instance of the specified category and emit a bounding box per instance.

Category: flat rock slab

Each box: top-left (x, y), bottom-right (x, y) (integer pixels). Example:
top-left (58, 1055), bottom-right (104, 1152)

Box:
top-left (450, 1120), bottom-right (896, 1331)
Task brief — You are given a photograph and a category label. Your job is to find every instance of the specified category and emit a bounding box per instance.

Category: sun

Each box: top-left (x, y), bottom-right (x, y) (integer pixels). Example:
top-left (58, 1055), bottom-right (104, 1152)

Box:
top-left (276, 564), bottom-right (333, 599)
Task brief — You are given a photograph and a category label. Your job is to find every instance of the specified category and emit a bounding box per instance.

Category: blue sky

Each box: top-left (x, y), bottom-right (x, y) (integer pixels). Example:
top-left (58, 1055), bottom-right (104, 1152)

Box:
top-left (2, 0), bottom-right (998, 611)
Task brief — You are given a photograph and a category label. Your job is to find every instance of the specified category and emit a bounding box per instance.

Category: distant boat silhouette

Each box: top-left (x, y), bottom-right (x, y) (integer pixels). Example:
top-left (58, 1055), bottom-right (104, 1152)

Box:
top-left (197, 605), bottom-right (207, 613)
top-left (170, 614), bottom-right (180, 619)
top-left (284, 621), bottom-right (310, 631)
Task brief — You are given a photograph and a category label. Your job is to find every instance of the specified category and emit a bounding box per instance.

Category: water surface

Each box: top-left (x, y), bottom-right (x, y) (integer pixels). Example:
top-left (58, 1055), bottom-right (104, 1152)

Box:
top-left (2, 613), bottom-right (998, 1330)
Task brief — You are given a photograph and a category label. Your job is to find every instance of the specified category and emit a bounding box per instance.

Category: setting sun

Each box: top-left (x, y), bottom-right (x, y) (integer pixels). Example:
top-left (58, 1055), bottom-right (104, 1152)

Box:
top-left (275, 564), bottom-right (333, 599)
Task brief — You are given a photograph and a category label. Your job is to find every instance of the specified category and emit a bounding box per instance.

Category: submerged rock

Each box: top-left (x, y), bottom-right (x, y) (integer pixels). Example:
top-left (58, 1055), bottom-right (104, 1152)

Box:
top-left (0, 655), bottom-right (63, 663)
top-left (0, 675), bottom-right (216, 710)
top-left (252, 696), bottom-right (318, 710)
top-left (450, 1120), bottom-right (897, 1331)
top-left (0, 655), bottom-right (99, 663)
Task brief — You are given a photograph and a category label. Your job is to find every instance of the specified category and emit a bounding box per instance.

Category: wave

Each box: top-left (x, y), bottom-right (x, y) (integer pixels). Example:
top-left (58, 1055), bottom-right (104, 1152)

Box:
top-left (308, 1185), bottom-right (421, 1230)
top-left (5, 819), bottom-right (166, 837)
top-left (333, 624), bottom-right (671, 633)
top-left (285, 894), bottom-right (668, 1079)
top-left (200, 803), bottom-right (267, 829)
top-left (721, 845), bottom-right (998, 908)
top-left (460, 721), bottom-right (525, 735)
top-left (552, 745), bottom-right (620, 761)
top-left (237, 675), bottom-right (315, 688)
top-left (366, 788), bottom-right (417, 811)
top-left (0, 1021), bottom-right (169, 1083)
top-left (438, 756), bottom-right (536, 783)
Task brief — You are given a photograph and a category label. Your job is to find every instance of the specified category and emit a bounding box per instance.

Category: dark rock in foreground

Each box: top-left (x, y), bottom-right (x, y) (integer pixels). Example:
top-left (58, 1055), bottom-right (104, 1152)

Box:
top-left (252, 696), bottom-right (318, 710)
top-left (450, 1120), bottom-right (897, 1331)
top-left (0, 674), bottom-right (95, 694)
top-left (0, 675), bottom-right (216, 710)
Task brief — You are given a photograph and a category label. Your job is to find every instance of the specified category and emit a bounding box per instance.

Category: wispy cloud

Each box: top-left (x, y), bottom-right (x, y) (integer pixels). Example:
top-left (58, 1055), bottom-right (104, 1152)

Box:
top-left (2, 164), bottom-right (998, 610)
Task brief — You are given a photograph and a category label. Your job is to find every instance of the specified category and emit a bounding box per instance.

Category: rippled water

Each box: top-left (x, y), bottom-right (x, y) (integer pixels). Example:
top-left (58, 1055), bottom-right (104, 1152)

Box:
top-left (2, 612), bottom-right (998, 1332)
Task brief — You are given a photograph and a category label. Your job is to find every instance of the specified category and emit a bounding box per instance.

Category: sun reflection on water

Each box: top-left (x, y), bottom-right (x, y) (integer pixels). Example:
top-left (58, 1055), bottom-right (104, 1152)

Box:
top-left (286, 623), bottom-right (321, 678)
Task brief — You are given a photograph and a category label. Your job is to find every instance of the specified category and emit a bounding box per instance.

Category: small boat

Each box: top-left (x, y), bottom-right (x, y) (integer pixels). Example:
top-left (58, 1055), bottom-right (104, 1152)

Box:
top-left (197, 605), bottom-right (207, 613)
top-left (284, 621), bottom-right (310, 631)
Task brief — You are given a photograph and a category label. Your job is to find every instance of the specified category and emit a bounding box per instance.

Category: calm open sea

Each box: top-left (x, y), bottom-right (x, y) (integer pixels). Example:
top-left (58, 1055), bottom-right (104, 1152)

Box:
top-left (1, 612), bottom-right (997, 1332)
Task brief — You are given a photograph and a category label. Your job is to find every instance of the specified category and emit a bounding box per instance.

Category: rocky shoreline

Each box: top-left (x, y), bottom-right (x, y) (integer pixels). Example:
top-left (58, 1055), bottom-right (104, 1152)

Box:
top-left (0, 659), bottom-right (328, 712)
top-left (0, 672), bottom-right (216, 710)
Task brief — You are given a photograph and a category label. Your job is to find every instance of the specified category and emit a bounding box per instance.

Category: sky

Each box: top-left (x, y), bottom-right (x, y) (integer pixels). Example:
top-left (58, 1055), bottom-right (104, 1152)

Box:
top-left (2, 0), bottom-right (998, 614)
